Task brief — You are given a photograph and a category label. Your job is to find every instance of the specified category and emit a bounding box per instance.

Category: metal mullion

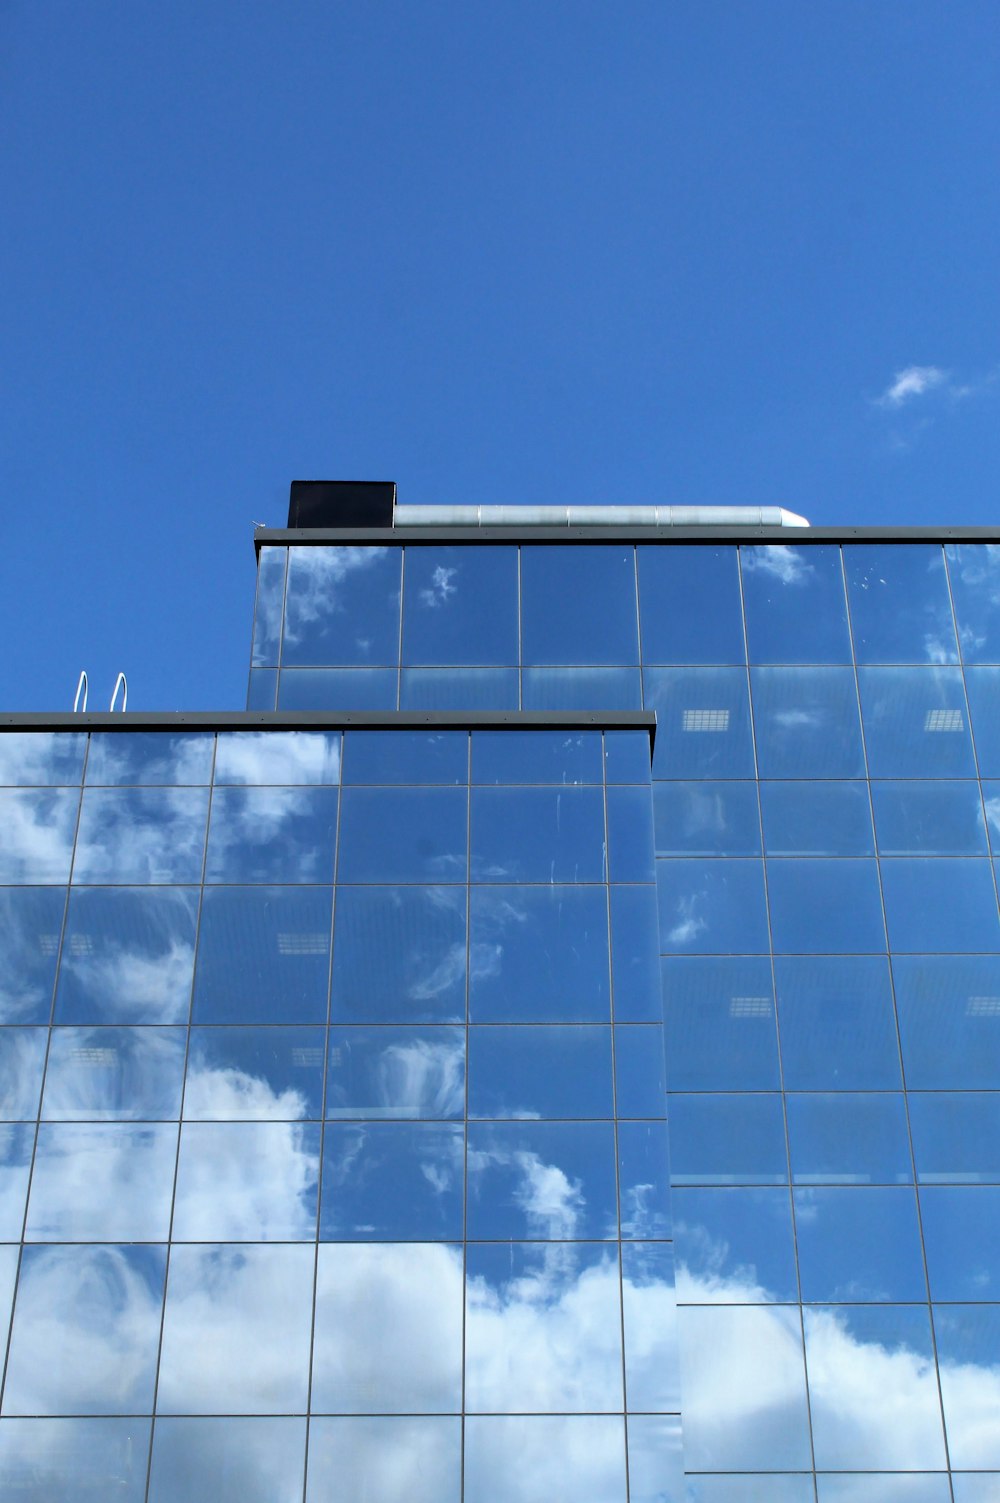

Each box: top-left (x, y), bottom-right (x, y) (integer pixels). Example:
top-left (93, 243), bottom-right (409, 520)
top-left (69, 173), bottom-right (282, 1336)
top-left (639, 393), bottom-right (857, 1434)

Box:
top-left (461, 730), bottom-right (472, 1503)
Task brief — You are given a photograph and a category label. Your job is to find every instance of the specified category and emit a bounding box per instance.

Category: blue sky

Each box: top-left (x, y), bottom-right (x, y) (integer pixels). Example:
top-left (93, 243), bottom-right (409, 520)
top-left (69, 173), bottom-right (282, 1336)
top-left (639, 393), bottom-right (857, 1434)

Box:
top-left (2, 1), bottom-right (998, 710)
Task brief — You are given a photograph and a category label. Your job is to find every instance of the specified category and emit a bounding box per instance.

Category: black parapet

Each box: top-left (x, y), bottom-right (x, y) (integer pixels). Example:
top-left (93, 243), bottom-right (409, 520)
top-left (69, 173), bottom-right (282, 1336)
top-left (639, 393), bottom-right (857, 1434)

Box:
top-left (287, 480), bottom-right (396, 529)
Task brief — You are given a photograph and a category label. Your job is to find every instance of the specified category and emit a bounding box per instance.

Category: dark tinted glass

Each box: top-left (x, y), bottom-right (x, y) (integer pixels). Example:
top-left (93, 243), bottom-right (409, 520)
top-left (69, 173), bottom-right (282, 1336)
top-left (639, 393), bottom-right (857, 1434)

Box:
top-left (282, 546), bottom-right (401, 666)
top-left (401, 545), bottom-right (518, 665)
top-left (741, 543), bottom-right (851, 663)
top-left (845, 543), bottom-right (958, 664)
top-left (637, 545), bottom-right (744, 663)
top-left (521, 546), bottom-right (639, 665)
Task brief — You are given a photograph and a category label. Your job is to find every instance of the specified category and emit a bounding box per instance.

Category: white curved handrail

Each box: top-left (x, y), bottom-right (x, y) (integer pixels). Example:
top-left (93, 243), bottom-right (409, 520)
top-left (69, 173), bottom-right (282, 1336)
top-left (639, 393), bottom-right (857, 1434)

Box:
top-left (109, 673), bottom-right (128, 712)
top-left (73, 671), bottom-right (88, 713)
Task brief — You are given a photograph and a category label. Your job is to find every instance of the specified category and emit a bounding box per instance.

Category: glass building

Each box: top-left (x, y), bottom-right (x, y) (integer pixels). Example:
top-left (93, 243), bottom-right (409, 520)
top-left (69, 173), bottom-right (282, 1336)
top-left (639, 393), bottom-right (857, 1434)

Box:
top-left (3, 484), bottom-right (1000, 1501)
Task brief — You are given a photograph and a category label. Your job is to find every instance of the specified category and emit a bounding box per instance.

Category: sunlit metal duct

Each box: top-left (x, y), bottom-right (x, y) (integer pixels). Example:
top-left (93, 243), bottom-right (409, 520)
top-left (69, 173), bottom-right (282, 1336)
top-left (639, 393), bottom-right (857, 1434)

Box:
top-left (393, 504), bottom-right (810, 527)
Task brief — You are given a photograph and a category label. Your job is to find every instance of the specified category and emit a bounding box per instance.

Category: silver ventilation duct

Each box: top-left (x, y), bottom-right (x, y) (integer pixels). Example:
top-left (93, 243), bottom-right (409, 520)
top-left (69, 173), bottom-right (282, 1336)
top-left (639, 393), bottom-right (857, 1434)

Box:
top-left (393, 504), bottom-right (810, 528)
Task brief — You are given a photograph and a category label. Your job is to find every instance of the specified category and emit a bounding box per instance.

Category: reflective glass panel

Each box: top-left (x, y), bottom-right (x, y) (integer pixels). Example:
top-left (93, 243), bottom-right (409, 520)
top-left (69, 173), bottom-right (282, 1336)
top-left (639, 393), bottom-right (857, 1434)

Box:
top-left (638, 545), bottom-right (744, 663)
top-left (466, 1121), bottom-right (617, 1239)
top-left (667, 1094), bottom-right (787, 1185)
top-left (320, 1122), bottom-right (464, 1239)
top-left (606, 786), bottom-right (656, 882)
top-left (251, 544), bottom-right (286, 666)
top-left (41, 1026), bottom-right (185, 1120)
top-left (846, 543), bottom-right (958, 664)
top-left (686, 1480), bottom-right (814, 1503)
top-left (657, 859), bottom-right (770, 954)
top-left (663, 956), bottom-right (779, 1090)
top-left (880, 859), bottom-right (1000, 952)
top-left (785, 1094), bottom-right (911, 1184)
top-left (156, 1244), bottom-right (315, 1414)
top-left (204, 786), bottom-right (338, 883)
top-left (192, 887), bottom-right (332, 1024)
top-left (72, 787), bottom-right (209, 884)
top-left (618, 1120), bottom-right (671, 1238)
top-left (310, 1242), bottom-right (463, 1413)
top-left (653, 781), bottom-right (761, 856)
top-left (522, 665), bottom-right (643, 710)
top-left (470, 886), bottom-right (610, 1021)
top-left (472, 729), bottom-right (603, 785)
top-left (767, 859), bottom-right (886, 953)
top-left (644, 667), bottom-right (755, 778)
top-left (793, 1186), bottom-right (926, 1301)
top-left (609, 885), bottom-right (662, 1021)
top-left (305, 1417), bottom-right (460, 1503)
top-left (0, 886), bottom-right (65, 1023)
top-left (184, 1026), bottom-right (326, 1119)
top-left (817, 1478), bottom-right (950, 1503)
top-left (760, 781), bottom-right (874, 855)
top-left (952, 1480), bottom-right (1000, 1503)
top-left (0, 1123), bottom-right (34, 1238)
top-left (672, 1186), bottom-right (798, 1302)
top-left (468, 1025), bottom-right (612, 1119)
top-left (338, 788), bottom-right (467, 883)
top-left (25, 1122), bottom-right (177, 1239)
top-left (521, 545), bottom-right (639, 665)
top-left (893, 954), bottom-right (1000, 1089)
top-left (402, 545), bottom-right (518, 665)
top-left (775, 956), bottom-right (901, 1090)
top-left (277, 667), bottom-right (398, 710)
top-left (751, 667), bottom-right (865, 778)
top-left (983, 781), bottom-right (1000, 853)
top-left (465, 1242), bottom-right (623, 1411)
top-left (85, 732), bottom-right (215, 786)
top-left (624, 1415), bottom-right (685, 1503)
top-left (935, 1304), bottom-right (1000, 1468)
top-left (613, 1025), bottom-right (666, 1117)
top-left (621, 1241), bottom-right (680, 1411)
top-left (0, 1028), bottom-right (47, 1119)
top-left (330, 886), bottom-right (466, 1023)
top-left (0, 1418), bottom-right (150, 1503)
top-left (0, 731), bottom-right (86, 786)
top-left (464, 1416), bottom-right (627, 1503)
top-left (966, 666), bottom-right (1000, 777)
top-left (920, 1186), bottom-right (1000, 1299)
top-left (909, 1092), bottom-right (1000, 1183)
top-left (282, 545), bottom-right (401, 666)
top-left (148, 1417), bottom-right (306, 1503)
top-left (213, 730), bottom-right (341, 785)
top-left (327, 1026), bottom-right (465, 1119)
top-left (858, 666), bottom-right (977, 777)
top-left (171, 1122), bottom-right (321, 1240)
top-left (55, 914), bottom-right (175, 1038)
top-left (0, 789), bottom-right (78, 883)
top-left (4, 1246), bottom-right (165, 1415)
top-left (471, 787), bottom-right (605, 882)
top-left (604, 729), bottom-right (653, 784)
top-left (872, 779), bottom-right (988, 854)
top-left (342, 729), bottom-right (467, 784)
top-left (946, 542), bottom-right (1000, 663)
top-left (741, 543), bottom-right (851, 664)
top-left (400, 665), bottom-right (519, 709)
top-left (246, 667), bottom-right (277, 710)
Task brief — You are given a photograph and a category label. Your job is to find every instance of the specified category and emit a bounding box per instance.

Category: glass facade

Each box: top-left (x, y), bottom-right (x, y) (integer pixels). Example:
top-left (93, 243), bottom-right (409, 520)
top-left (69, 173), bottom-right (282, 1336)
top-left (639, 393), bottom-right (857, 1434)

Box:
top-left (5, 530), bottom-right (1000, 1498)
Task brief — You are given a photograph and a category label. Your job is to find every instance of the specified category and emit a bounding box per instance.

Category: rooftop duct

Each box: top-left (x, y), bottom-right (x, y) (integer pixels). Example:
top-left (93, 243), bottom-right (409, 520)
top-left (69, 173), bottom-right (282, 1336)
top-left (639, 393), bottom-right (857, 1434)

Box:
top-left (393, 504), bottom-right (809, 528)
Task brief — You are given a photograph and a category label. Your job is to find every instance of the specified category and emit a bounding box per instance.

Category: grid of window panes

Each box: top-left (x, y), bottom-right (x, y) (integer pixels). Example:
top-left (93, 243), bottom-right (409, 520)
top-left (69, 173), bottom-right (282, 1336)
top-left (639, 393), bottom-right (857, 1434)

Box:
top-left (252, 538), bottom-right (1000, 1501)
top-left (0, 725), bottom-right (673, 1503)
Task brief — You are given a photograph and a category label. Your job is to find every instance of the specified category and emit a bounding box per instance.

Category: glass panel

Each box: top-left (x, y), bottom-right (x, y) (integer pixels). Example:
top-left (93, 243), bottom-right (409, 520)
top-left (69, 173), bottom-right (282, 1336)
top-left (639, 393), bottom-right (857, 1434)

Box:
top-left (624, 1415), bottom-right (685, 1503)
top-left (277, 666), bottom-right (398, 709)
top-left (618, 1120), bottom-right (671, 1238)
top-left (171, 1122), bottom-right (321, 1240)
top-left (0, 1419), bottom-right (150, 1503)
top-left (41, 1026), bottom-right (185, 1120)
top-left (983, 781), bottom-right (1000, 853)
top-left (786, 1094), bottom-right (911, 1184)
top-left (881, 859), bottom-right (1000, 952)
top-left (327, 1026), bottom-right (465, 1119)
top-left (966, 666), bottom-right (1000, 777)
top-left (402, 544), bottom-right (518, 665)
top-left (470, 886), bottom-right (610, 1021)
top-left (686, 1480), bottom-right (814, 1503)
top-left (465, 1242), bottom-right (623, 1411)
top-left (55, 886), bottom-right (199, 1024)
top-left (320, 1122), bottom-right (464, 1239)
top-left (473, 729), bottom-right (603, 785)
top-left (920, 1186), bottom-right (1000, 1299)
top-left (668, 1094), bottom-right (787, 1186)
top-left (156, 1244), bottom-right (315, 1414)
top-left (604, 729), bottom-right (652, 784)
top-left (250, 544), bottom-right (286, 666)
top-left (310, 1243), bottom-right (463, 1413)
top-left (751, 667), bottom-right (865, 777)
top-left (149, 1418), bottom-right (306, 1503)
top-left (676, 1304), bottom-right (812, 1468)
top-left (330, 886), bottom-right (466, 1024)
top-left (338, 788), bottom-right (467, 883)
top-left (673, 1186), bottom-right (798, 1302)
top-left (466, 1121), bottom-right (617, 1239)
top-left (953, 1480), bottom-right (1000, 1503)
top-left (3, 1245), bottom-right (165, 1413)
top-left (282, 545), bottom-right (400, 666)
top-left (0, 789), bottom-right (78, 883)
top-left (25, 1122), bottom-right (177, 1239)
top-left (0, 887), bottom-right (64, 1023)
top-left (606, 787), bottom-right (656, 882)
top-left (471, 787), bottom-right (606, 882)
top-left (858, 666), bottom-right (977, 777)
top-left (185, 1026), bottom-right (326, 1119)
top-left (804, 1305), bottom-right (947, 1467)
top-left (0, 1029), bottom-right (47, 1119)
top-left (72, 788), bottom-right (209, 884)
top-left (191, 886), bottom-right (332, 1024)
top-left (846, 542), bottom-right (958, 664)
top-left (0, 731), bottom-right (86, 786)
top-left (909, 1092), bottom-right (1000, 1183)
top-left (817, 1478), bottom-right (950, 1503)
top-left (656, 859), bottom-right (770, 954)
top-left (305, 1417), bottom-right (460, 1503)
top-left (760, 781), bottom-right (874, 855)
top-left (644, 667), bottom-right (755, 778)
top-left (653, 782), bottom-right (761, 856)
top-left (741, 543), bottom-right (851, 664)
top-left (794, 1186), bottom-right (926, 1301)
top-left (86, 732), bottom-right (215, 786)
top-left (342, 730), bottom-right (467, 785)
top-left (0, 1124), bottom-right (33, 1238)
top-left (522, 665), bottom-right (642, 710)
top-left (947, 541), bottom-right (1000, 663)
top-left (663, 956), bottom-right (779, 1090)
top-left (622, 1242), bottom-right (679, 1410)
top-left (872, 779), bottom-right (988, 854)
top-left (400, 667), bottom-right (519, 710)
top-left (214, 730), bottom-right (341, 785)
top-left (776, 956), bottom-right (901, 1090)
top-left (767, 859), bottom-right (886, 953)
top-left (464, 1416), bottom-right (627, 1502)
top-left (521, 545), bottom-right (639, 665)
top-left (935, 1304), bottom-right (1000, 1467)
top-left (610, 885), bottom-right (662, 1022)
top-left (246, 667), bottom-right (277, 710)
top-left (204, 786), bottom-right (339, 883)
top-left (638, 544), bottom-right (744, 663)
top-left (893, 954), bottom-right (1000, 1089)
top-left (613, 1025), bottom-right (666, 1117)
top-left (468, 1025), bottom-right (612, 1119)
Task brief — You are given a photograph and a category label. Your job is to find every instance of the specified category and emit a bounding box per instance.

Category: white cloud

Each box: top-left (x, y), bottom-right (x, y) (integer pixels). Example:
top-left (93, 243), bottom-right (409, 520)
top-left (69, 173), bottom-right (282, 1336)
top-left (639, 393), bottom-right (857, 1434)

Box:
top-left (740, 546), bottom-right (814, 587)
top-left (876, 365), bottom-right (949, 409)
